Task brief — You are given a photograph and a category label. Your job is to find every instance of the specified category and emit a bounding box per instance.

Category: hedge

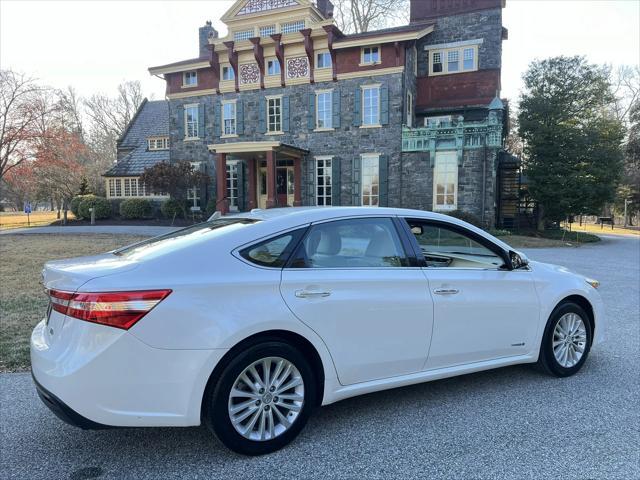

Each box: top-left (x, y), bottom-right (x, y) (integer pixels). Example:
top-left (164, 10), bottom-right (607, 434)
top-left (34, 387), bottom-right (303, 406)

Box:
top-left (161, 198), bottom-right (186, 219)
top-left (445, 210), bottom-right (483, 228)
top-left (119, 198), bottom-right (153, 219)
top-left (78, 196), bottom-right (111, 220)
top-left (70, 194), bottom-right (96, 218)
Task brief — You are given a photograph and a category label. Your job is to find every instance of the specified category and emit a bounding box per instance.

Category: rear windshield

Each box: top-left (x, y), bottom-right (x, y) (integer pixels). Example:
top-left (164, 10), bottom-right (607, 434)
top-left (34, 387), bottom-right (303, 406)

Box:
top-left (114, 218), bottom-right (259, 259)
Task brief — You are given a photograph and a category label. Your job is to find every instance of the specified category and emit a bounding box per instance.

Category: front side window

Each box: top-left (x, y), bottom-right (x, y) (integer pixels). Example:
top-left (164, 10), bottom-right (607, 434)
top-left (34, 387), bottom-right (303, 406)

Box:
top-left (316, 91), bottom-right (332, 129)
top-left (183, 71), bottom-right (197, 86)
top-left (185, 105), bottom-right (199, 138)
top-left (222, 102), bottom-right (236, 135)
top-left (316, 157), bottom-right (332, 206)
top-left (361, 154), bottom-right (380, 207)
top-left (362, 46), bottom-right (380, 64)
top-left (114, 178), bottom-right (122, 196)
top-left (433, 152), bottom-right (458, 210)
top-left (316, 51), bottom-right (331, 69)
top-left (290, 218), bottom-right (407, 268)
top-left (267, 97), bottom-right (282, 132)
top-left (222, 65), bottom-right (235, 81)
top-left (362, 86), bottom-right (380, 126)
top-left (407, 220), bottom-right (504, 269)
top-left (267, 59), bottom-right (281, 75)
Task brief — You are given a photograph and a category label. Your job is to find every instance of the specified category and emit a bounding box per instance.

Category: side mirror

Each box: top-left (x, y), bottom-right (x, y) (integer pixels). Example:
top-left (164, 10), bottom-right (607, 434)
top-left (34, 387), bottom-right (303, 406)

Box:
top-left (509, 250), bottom-right (529, 270)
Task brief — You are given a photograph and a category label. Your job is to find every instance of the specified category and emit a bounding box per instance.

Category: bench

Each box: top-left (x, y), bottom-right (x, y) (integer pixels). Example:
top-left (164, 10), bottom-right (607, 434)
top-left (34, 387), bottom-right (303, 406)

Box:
top-left (598, 217), bottom-right (614, 230)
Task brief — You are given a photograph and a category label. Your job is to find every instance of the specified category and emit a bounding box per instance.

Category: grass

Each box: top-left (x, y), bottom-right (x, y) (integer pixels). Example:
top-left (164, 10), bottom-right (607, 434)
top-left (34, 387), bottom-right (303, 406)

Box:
top-left (0, 211), bottom-right (75, 230)
top-left (493, 228), bottom-right (601, 248)
top-left (565, 222), bottom-right (640, 237)
top-left (0, 234), bottom-right (149, 372)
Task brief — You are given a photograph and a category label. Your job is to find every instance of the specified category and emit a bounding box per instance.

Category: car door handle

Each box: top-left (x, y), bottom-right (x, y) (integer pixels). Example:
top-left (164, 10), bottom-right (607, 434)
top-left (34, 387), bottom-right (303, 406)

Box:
top-left (295, 290), bottom-right (331, 298)
top-left (433, 288), bottom-right (460, 295)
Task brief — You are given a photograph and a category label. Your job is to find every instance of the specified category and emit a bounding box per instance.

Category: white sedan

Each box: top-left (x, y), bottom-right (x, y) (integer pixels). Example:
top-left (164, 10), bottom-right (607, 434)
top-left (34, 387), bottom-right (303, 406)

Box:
top-left (31, 207), bottom-right (605, 455)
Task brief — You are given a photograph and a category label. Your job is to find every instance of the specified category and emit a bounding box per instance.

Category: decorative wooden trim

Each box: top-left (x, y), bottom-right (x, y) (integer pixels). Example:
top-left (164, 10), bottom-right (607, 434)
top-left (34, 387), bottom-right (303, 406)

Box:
top-left (333, 25), bottom-right (434, 49)
top-left (322, 25), bottom-right (338, 82)
top-left (336, 66), bottom-right (404, 80)
top-left (270, 33), bottom-right (286, 87)
top-left (167, 88), bottom-right (217, 100)
top-left (301, 28), bottom-right (315, 84)
top-left (149, 61), bottom-right (210, 75)
top-left (208, 45), bottom-right (221, 94)
top-left (250, 37), bottom-right (265, 89)
top-left (224, 41), bottom-right (240, 92)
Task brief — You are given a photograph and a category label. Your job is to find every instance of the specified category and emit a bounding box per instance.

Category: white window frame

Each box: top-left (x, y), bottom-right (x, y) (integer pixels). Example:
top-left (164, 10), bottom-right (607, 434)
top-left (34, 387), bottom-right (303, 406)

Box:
top-left (184, 104), bottom-right (199, 139)
top-left (315, 156), bottom-right (333, 206)
top-left (226, 161), bottom-right (239, 211)
top-left (361, 85), bottom-right (381, 126)
top-left (406, 91), bottom-right (413, 127)
top-left (433, 151), bottom-right (458, 211)
top-left (315, 90), bottom-right (333, 130)
top-left (182, 71), bottom-right (198, 87)
top-left (281, 20), bottom-right (305, 34)
top-left (222, 64), bottom-right (235, 81)
top-left (361, 154), bottom-right (380, 207)
top-left (424, 115), bottom-right (453, 128)
top-left (222, 100), bottom-right (237, 136)
top-left (259, 24), bottom-right (276, 37)
top-left (266, 95), bottom-right (283, 133)
top-left (108, 178), bottom-right (116, 197)
top-left (429, 45), bottom-right (478, 76)
top-left (266, 58), bottom-right (281, 76)
top-left (187, 161), bottom-right (202, 206)
top-left (147, 137), bottom-right (169, 150)
top-left (316, 50), bottom-right (332, 69)
top-left (233, 29), bottom-right (254, 41)
top-left (360, 46), bottom-right (381, 65)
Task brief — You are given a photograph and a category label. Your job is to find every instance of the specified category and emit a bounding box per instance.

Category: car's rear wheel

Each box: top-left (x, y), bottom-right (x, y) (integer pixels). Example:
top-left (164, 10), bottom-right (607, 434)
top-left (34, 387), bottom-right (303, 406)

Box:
top-left (538, 302), bottom-right (592, 377)
top-left (204, 341), bottom-right (316, 455)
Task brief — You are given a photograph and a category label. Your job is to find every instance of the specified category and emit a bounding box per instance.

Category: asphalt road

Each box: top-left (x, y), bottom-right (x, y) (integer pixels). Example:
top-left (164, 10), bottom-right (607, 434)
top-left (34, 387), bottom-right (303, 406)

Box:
top-left (1, 234), bottom-right (638, 479)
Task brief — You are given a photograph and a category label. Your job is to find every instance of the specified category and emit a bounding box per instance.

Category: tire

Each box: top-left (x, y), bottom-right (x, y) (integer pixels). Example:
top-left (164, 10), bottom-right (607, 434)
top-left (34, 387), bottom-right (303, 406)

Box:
top-left (203, 340), bottom-right (316, 455)
top-left (537, 302), bottom-right (592, 377)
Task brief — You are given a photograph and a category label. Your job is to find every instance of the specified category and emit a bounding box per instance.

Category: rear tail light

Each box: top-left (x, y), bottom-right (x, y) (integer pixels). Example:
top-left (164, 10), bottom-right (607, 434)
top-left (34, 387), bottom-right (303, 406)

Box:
top-left (46, 289), bottom-right (172, 330)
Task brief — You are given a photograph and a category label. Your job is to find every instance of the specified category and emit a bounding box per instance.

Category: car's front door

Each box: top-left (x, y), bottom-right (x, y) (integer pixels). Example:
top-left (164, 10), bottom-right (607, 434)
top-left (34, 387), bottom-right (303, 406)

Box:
top-left (280, 217), bottom-right (434, 386)
top-left (403, 218), bottom-right (540, 370)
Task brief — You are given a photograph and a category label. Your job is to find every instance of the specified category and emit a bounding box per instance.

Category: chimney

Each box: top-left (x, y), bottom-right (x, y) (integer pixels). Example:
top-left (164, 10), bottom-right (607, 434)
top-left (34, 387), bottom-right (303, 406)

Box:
top-left (316, 0), bottom-right (334, 18)
top-left (199, 21), bottom-right (218, 58)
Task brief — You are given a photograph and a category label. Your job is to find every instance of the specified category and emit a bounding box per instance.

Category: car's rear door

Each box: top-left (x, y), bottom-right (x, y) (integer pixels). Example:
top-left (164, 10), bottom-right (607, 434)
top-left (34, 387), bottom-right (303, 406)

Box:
top-left (279, 216), bottom-right (434, 386)
top-left (402, 218), bottom-right (540, 370)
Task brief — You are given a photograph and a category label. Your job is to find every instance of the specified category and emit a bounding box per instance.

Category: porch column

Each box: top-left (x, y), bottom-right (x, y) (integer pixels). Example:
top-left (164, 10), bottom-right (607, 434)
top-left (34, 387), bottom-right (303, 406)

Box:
top-left (293, 156), bottom-right (302, 206)
top-left (247, 157), bottom-right (257, 210)
top-left (216, 152), bottom-right (228, 215)
top-left (266, 150), bottom-right (277, 208)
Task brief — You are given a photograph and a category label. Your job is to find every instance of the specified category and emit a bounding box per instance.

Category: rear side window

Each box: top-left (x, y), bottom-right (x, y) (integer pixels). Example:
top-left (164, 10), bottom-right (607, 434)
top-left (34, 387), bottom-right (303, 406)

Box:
top-left (289, 218), bottom-right (409, 268)
top-left (239, 229), bottom-right (306, 268)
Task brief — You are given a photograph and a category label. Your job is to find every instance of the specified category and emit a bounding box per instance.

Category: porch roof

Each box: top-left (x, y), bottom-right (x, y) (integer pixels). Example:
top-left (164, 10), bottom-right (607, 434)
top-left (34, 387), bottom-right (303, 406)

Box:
top-left (207, 141), bottom-right (309, 157)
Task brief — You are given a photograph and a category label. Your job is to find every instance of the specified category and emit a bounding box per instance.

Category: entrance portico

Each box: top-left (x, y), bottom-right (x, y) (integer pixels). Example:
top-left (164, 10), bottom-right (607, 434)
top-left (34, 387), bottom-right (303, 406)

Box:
top-left (208, 141), bottom-right (308, 215)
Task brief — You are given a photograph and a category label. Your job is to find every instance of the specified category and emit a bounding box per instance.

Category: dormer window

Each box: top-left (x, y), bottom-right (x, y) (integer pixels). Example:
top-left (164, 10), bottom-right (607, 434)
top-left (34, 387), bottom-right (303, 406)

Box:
top-left (361, 46), bottom-right (381, 65)
top-left (183, 71), bottom-right (197, 87)
top-left (148, 137), bottom-right (169, 150)
top-left (429, 45), bottom-right (478, 75)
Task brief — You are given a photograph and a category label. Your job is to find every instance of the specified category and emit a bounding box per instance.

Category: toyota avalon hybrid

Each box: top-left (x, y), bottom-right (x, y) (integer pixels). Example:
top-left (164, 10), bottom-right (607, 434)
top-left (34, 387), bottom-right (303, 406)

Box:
top-left (31, 207), bottom-right (605, 455)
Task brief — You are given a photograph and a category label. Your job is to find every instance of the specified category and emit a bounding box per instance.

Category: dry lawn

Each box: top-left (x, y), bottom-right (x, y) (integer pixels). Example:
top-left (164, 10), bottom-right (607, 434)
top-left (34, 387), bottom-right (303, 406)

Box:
top-left (0, 211), bottom-right (75, 229)
top-left (0, 234), bottom-right (149, 371)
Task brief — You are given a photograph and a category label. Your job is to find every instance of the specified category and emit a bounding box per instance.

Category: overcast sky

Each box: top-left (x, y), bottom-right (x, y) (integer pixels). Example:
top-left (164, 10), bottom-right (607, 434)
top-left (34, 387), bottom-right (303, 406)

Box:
top-left (1, 0), bottom-right (638, 104)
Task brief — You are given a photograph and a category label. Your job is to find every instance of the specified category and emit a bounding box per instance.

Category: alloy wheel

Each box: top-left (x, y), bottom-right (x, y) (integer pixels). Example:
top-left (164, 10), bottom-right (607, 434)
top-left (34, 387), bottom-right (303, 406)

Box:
top-left (552, 312), bottom-right (587, 368)
top-left (228, 356), bottom-right (305, 441)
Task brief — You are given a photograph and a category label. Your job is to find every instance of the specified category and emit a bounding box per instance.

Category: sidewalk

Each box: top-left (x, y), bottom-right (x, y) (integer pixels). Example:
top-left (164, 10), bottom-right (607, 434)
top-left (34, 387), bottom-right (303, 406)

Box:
top-left (0, 225), bottom-right (178, 236)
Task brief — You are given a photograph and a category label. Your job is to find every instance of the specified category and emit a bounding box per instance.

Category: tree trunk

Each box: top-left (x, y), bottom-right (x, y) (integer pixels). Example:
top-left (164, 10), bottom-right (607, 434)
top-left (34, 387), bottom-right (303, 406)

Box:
top-left (536, 204), bottom-right (545, 232)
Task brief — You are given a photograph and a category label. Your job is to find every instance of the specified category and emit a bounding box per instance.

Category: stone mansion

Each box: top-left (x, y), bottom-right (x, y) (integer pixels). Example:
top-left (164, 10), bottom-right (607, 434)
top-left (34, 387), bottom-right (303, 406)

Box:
top-left (104, 0), bottom-right (516, 227)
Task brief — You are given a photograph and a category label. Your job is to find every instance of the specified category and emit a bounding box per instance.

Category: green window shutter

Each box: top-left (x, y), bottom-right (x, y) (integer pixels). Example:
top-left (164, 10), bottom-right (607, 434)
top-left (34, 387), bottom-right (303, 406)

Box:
top-left (236, 100), bottom-right (244, 135)
top-left (331, 157), bottom-right (341, 206)
top-left (351, 156), bottom-right (361, 206)
top-left (380, 85), bottom-right (389, 125)
top-left (237, 162), bottom-right (246, 211)
top-left (282, 96), bottom-right (290, 132)
top-left (258, 99), bottom-right (266, 134)
top-left (308, 93), bottom-right (315, 130)
top-left (213, 100), bottom-right (220, 137)
top-left (176, 105), bottom-right (184, 138)
top-left (378, 154), bottom-right (389, 207)
top-left (198, 104), bottom-right (205, 138)
top-left (332, 89), bottom-right (341, 129)
top-left (307, 157), bottom-right (316, 205)
top-left (353, 88), bottom-right (361, 126)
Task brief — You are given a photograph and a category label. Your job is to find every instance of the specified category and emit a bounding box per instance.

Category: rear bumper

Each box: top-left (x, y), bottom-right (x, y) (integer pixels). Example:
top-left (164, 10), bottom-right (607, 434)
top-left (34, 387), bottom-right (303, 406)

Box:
top-left (31, 319), bottom-right (228, 427)
top-left (32, 371), bottom-right (111, 429)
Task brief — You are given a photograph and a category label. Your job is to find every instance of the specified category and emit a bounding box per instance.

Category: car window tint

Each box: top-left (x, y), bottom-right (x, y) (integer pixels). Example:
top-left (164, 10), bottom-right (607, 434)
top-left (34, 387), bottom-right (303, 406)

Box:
top-left (409, 221), bottom-right (503, 269)
top-left (291, 218), bottom-right (408, 268)
top-left (240, 232), bottom-right (299, 268)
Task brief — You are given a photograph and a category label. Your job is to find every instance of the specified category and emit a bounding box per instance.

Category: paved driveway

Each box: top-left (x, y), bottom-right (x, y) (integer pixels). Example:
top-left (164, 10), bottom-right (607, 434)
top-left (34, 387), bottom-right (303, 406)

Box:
top-left (1, 235), bottom-right (638, 479)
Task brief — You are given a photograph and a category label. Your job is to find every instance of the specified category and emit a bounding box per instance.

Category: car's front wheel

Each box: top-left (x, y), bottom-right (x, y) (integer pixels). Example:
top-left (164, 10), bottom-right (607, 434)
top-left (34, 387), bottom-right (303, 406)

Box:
top-left (538, 302), bottom-right (592, 377)
top-left (204, 340), bottom-right (316, 455)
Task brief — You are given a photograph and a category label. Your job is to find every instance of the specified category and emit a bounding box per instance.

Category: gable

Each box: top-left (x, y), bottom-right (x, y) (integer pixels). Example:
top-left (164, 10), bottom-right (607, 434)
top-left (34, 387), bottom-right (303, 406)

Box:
top-left (221, 0), bottom-right (316, 23)
top-left (237, 0), bottom-right (300, 16)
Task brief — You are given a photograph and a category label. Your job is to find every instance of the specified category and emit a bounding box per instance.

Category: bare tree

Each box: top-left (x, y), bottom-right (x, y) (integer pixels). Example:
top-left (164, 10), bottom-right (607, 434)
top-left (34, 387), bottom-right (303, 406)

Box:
top-left (0, 70), bottom-right (50, 180)
top-left (610, 65), bottom-right (640, 126)
top-left (83, 81), bottom-right (143, 141)
top-left (333, 0), bottom-right (409, 34)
